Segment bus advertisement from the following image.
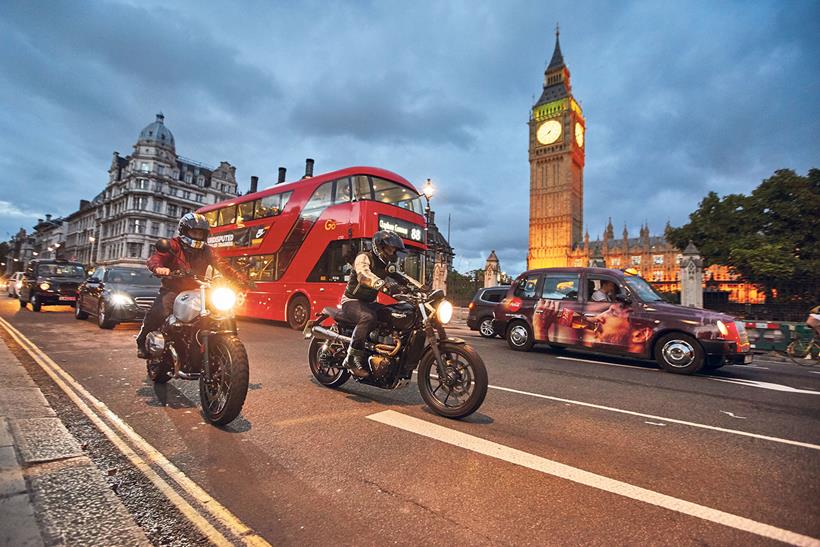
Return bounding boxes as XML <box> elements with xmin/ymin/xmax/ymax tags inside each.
<box><xmin>197</xmin><ymin>166</ymin><xmax>427</xmax><ymax>329</ymax></box>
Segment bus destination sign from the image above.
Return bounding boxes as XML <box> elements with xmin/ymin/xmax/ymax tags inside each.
<box><xmin>378</xmin><ymin>215</ymin><xmax>424</xmax><ymax>243</ymax></box>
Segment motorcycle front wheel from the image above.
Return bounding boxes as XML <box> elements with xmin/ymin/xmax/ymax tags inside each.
<box><xmin>199</xmin><ymin>335</ymin><xmax>249</xmax><ymax>426</ymax></box>
<box><xmin>418</xmin><ymin>342</ymin><xmax>488</xmax><ymax>419</ymax></box>
<box><xmin>308</xmin><ymin>337</ymin><xmax>350</xmax><ymax>388</ymax></box>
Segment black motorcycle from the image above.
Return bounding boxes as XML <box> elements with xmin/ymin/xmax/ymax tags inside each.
<box><xmin>305</xmin><ymin>267</ymin><xmax>488</xmax><ymax>419</ymax></box>
<box><xmin>144</xmin><ymin>268</ymin><xmax>249</xmax><ymax>426</ymax></box>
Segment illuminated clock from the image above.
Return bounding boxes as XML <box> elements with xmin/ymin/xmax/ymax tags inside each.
<box><xmin>536</xmin><ymin>119</ymin><xmax>562</xmax><ymax>145</ymax></box>
<box><xmin>575</xmin><ymin>122</ymin><xmax>584</xmax><ymax>147</ymax></box>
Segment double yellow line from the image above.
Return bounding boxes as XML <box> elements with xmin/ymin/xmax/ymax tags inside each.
<box><xmin>0</xmin><ymin>316</ymin><xmax>271</xmax><ymax>547</ymax></box>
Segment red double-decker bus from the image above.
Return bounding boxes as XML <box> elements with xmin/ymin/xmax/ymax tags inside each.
<box><xmin>197</xmin><ymin>166</ymin><xmax>427</xmax><ymax>329</ymax></box>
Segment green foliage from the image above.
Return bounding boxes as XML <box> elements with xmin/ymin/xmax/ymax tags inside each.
<box><xmin>667</xmin><ymin>169</ymin><xmax>820</xmax><ymax>301</ymax></box>
<box><xmin>446</xmin><ymin>269</ymin><xmax>485</xmax><ymax>307</ymax></box>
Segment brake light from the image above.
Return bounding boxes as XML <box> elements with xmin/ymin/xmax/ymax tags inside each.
<box><xmin>508</xmin><ymin>297</ymin><xmax>523</xmax><ymax>312</ymax></box>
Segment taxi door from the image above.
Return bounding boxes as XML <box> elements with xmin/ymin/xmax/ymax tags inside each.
<box><xmin>533</xmin><ymin>272</ymin><xmax>584</xmax><ymax>346</ymax></box>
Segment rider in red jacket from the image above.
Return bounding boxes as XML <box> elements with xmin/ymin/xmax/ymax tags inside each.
<box><xmin>136</xmin><ymin>213</ymin><xmax>248</xmax><ymax>358</ymax></box>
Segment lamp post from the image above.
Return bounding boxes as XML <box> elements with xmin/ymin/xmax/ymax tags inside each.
<box><xmin>89</xmin><ymin>235</ymin><xmax>96</xmax><ymax>267</ymax></box>
<box><xmin>421</xmin><ymin>178</ymin><xmax>435</xmax><ymax>284</ymax></box>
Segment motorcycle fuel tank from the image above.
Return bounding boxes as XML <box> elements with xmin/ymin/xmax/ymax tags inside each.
<box><xmin>387</xmin><ymin>302</ymin><xmax>415</xmax><ymax>331</ymax></box>
<box><xmin>173</xmin><ymin>290</ymin><xmax>201</xmax><ymax>323</ymax></box>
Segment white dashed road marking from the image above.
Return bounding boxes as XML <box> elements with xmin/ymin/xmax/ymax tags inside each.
<box><xmin>368</xmin><ymin>410</ymin><xmax>820</xmax><ymax>547</ymax></box>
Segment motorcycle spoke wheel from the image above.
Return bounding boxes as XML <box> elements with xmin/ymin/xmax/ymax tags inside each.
<box><xmin>204</xmin><ymin>343</ymin><xmax>233</xmax><ymax>416</ymax></box>
<box><xmin>424</xmin><ymin>352</ymin><xmax>475</xmax><ymax>410</ymax></box>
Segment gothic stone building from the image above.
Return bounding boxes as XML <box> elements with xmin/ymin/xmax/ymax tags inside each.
<box><xmin>62</xmin><ymin>114</ymin><xmax>239</xmax><ymax>266</ymax></box>
<box><xmin>527</xmin><ymin>31</ymin><xmax>762</xmax><ymax>304</ymax></box>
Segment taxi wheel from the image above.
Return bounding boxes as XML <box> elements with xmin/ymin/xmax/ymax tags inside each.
<box><xmin>655</xmin><ymin>333</ymin><xmax>704</xmax><ymax>374</ymax></box>
<box><xmin>506</xmin><ymin>321</ymin><xmax>534</xmax><ymax>352</ymax></box>
<box><xmin>30</xmin><ymin>294</ymin><xmax>42</xmax><ymax>312</ymax></box>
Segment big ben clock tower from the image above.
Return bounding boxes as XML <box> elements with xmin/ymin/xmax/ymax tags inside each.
<box><xmin>528</xmin><ymin>27</ymin><xmax>585</xmax><ymax>269</ymax></box>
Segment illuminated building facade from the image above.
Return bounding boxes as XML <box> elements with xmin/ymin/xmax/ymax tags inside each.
<box><xmin>527</xmin><ymin>30</ymin><xmax>763</xmax><ymax>303</ymax></box>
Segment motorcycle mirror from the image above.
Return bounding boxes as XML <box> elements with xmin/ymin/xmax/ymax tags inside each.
<box><xmin>155</xmin><ymin>238</ymin><xmax>171</xmax><ymax>253</ymax></box>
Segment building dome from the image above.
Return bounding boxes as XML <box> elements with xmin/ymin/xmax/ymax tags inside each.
<box><xmin>138</xmin><ymin>113</ymin><xmax>175</xmax><ymax>148</ymax></box>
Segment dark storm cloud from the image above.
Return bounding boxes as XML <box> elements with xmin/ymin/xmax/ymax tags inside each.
<box><xmin>1</xmin><ymin>0</ymin><xmax>817</xmax><ymax>275</ymax></box>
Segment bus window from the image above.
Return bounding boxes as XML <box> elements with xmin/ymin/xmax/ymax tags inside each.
<box><xmin>334</xmin><ymin>178</ymin><xmax>352</xmax><ymax>204</ymax></box>
<box><xmin>234</xmin><ymin>254</ymin><xmax>277</xmax><ymax>282</ymax></box>
<box><xmin>256</xmin><ymin>191</ymin><xmax>292</xmax><ymax>219</ymax></box>
<box><xmin>370</xmin><ymin>177</ymin><xmax>423</xmax><ymax>214</ymax></box>
<box><xmin>401</xmin><ymin>251</ymin><xmax>423</xmax><ymax>284</ymax></box>
<box><xmin>308</xmin><ymin>240</ymin><xmax>355</xmax><ymax>282</ymax></box>
<box><xmin>203</xmin><ymin>210</ymin><xmax>218</xmax><ymax>227</ymax></box>
<box><xmin>218</xmin><ymin>205</ymin><xmax>237</xmax><ymax>226</ymax></box>
<box><xmin>302</xmin><ymin>182</ymin><xmax>333</xmax><ymax>221</ymax></box>
<box><xmin>237</xmin><ymin>200</ymin><xmax>256</xmax><ymax>224</ymax></box>
<box><xmin>353</xmin><ymin>175</ymin><xmax>372</xmax><ymax>201</ymax></box>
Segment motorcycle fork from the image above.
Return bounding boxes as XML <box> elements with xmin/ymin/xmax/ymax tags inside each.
<box><xmin>421</xmin><ymin>311</ymin><xmax>449</xmax><ymax>380</ymax></box>
<box><xmin>200</xmin><ymin>285</ymin><xmax>211</xmax><ymax>378</ymax></box>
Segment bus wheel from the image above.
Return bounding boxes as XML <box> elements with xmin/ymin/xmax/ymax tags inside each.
<box><xmin>287</xmin><ymin>295</ymin><xmax>310</xmax><ymax>330</ymax></box>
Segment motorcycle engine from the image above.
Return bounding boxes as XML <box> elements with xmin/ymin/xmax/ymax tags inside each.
<box><xmin>368</xmin><ymin>354</ymin><xmax>393</xmax><ymax>375</ymax></box>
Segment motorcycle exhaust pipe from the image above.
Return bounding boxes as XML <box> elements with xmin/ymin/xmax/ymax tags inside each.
<box><xmin>311</xmin><ymin>325</ymin><xmax>352</xmax><ymax>345</ymax></box>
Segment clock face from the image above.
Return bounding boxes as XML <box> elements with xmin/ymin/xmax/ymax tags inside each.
<box><xmin>575</xmin><ymin>122</ymin><xmax>584</xmax><ymax>147</ymax></box>
<box><xmin>536</xmin><ymin>120</ymin><xmax>562</xmax><ymax>145</ymax></box>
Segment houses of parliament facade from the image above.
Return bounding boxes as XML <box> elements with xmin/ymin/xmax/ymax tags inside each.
<box><xmin>527</xmin><ymin>30</ymin><xmax>762</xmax><ymax>304</ymax></box>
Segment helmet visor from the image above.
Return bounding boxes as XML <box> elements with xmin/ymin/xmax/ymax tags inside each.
<box><xmin>187</xmin><ymin>228</ymin><xmax>209</xmax><ymax>242</ymax></box>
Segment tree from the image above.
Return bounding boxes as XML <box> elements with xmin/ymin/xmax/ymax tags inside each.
<box><xmin>667</xmin><ymin>169</ymin><xmax>820</xmax><ymax>301</ymax></box>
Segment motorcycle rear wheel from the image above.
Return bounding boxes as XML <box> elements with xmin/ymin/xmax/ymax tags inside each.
<box><xmin>308</xmin><ymin>337</ymin><xmax>350</xmax><ymax>388</ymax></box>
<box><xmin>200</xmin><ymin>335</ymin><xmax>249</xmax><ymax>426</ymax></box>
<box><xmin>417</xmin><ymin>342</ymin><xmax>488</xmax><ymax>419</ymax></box>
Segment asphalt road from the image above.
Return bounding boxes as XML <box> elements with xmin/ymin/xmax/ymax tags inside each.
<box><xmin>2</xmin><ymin>297</ymin><xmax>819</xmax><ymax>546</ymax></box>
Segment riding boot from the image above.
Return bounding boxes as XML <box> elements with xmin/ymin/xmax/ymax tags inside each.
<box><xmin>344</xmin><ymin>346</ymin><xmax>370</xmax><ymax>378</ymax></box>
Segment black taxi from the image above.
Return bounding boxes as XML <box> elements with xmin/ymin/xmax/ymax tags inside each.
<box><xmin>492</xmin><ymin>267</ymin><xmax>751</xmax><ymax>375</ymax></box>
<box><xmin>18</xmin><ymin>259</ymin><xmax>87</xmax><ymax>312</ymax></box>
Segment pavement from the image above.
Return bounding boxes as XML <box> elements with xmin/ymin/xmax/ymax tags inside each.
<box><xmin>0</xmin><ymin>297</ymin><xmax>818</xmax><ymax>546</ymax></box>
<box><xmin>0</xmin><ymin>334</ymin><xmax>148</xmax><ymax>546</ymax></box>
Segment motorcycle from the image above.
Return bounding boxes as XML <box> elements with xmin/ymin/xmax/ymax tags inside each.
<box><xmin>144</xmin><ymin>263</ymin><xmax>250</xmax><ymax>426</ymax></box>
<box><xmin>305</xmin><ymin>266</ymin><xmax>488</xmax><ymax>419</ymax></box>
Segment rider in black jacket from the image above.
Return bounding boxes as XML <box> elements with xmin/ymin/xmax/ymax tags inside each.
<box><xmin>340</xmin><ymin>230</ymin><xmax>406</xmax><ymax>377</ymax></box>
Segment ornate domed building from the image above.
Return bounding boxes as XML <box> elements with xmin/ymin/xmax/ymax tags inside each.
<box><xmin>61</xmin><ymin>113</ymin><xmax>239</xmax><ymax>266</ymax></box>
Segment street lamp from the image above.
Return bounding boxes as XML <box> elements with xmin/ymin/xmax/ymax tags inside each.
<box><xmin>421</xmin><ymin>178</ymin><xmax>436</xmax><ymax>285</ymax></box>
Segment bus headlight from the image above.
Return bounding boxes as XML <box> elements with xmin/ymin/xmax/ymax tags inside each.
<box><xmin>437</xmin><ymin>300</ymin><xmax>453</xmax><ymax>324</ymax></box>
<box><xmin>211</xmin><ymin>287</ymin><xmax>237</xmax><ymax>312</ymax></box>
<box><xmin>39</xmin><ymin>282</ymin><xmax>51</xmax><ymax>291</ymax></box>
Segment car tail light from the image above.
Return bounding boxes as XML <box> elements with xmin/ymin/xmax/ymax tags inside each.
<box><xmin>508</xmin><ymin>297</ymin><xmax>523</xmax><ymax>312</ymax></box>
<box><xmin>468</xmin><ymin>302</ymin><xmax>475</xmax><ymax>310</ymax></box>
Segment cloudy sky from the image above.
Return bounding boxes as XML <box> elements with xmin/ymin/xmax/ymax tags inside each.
<box><xmin>1</xmin><ymin>0</ymin><xmax>817</xmax><ymax>274</ymax></box>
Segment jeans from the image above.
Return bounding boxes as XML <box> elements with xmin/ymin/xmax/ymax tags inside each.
<box><xmin>136</xmin><ymin>290</ymin><xmax>177</xmax><ymax>350</ymax></box>
<box><xmin>341</xmin><ymin>300</ymin><xmax>387</xmax><ymax>350</ymax></box>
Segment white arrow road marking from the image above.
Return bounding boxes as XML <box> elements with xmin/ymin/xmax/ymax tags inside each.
<box><xmin>720</xmin><ymin>411</ymin><xmax>747</xmax><ymax>419</ymax></box>
<box><xmin>367</xmin><ymin>410</ymin><xmax>820</xmax><ymax>547</ymax></box>
<box><xmin>711</xmin><ymin>378</ymin><xmax>820</xmax><ymax>395</ymax></box>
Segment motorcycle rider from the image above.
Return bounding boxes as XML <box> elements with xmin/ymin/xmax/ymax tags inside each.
<box><xmin>340</xmin><ymin>230</ymin><xmax>406</xmax><ymax>377</ymax></box>
<box><xmin>136</xmin><ymin>212</ymin><xmax>249</xmax><ymax>359</ymax></box>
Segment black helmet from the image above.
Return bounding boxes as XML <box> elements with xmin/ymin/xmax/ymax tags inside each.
<box><xmin>372</xmin><ymin>230</ymin><xmax>405</xmax><ymax>264</ymax></box>
<box><xmin>178</xmin><ymin>213</ymin><xmax>210</xmax><ymax>249</ymax></box>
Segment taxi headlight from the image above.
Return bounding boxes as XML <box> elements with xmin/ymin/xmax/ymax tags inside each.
<box><xmin>211</xmin><ymin>287</ymin><xmax>237</xmax><ymax>312</ymax></box>
<box><xmin>39</xmin><ymin>282</ymin><xmax>51</xmax><ymax>291</ymax></box>
<box><xmin>437</xmin><ymin>300</ymin><xmax>453</xmax><ymax>324</ymax></box>
<box><xmin>110</xmin><ymin>293</ymin><xmax>133</xmax><ymax>307</ymax></box>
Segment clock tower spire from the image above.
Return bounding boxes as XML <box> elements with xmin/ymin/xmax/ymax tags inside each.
<box><xmin>527</xmin><ymin>26</ymin><xmax>585</xmax><ymax>269</ymax></box>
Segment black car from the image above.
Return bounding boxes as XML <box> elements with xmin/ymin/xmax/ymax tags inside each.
<box><xmin>76</xmin><ymin>265</ymin><xmax>160</xmax><ymax>329</ymax></box>
<box><xmin>19</xmin><ymin>259</ymin><xmax>86</xmax><ymax>312</ymax></box>
<box><xmin>466</xmin><ymin>286</ymin><xmax>510</xmax><ymax>338</ymax></box>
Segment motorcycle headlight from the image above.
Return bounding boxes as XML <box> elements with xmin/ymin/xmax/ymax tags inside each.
<box><xmin>437</xmin><ymin>300</ymin><xmax>454</xmax><ymax>324</ymax></box>
<box><xmin>211</xmin><ymin>287</ymin><xmax>237</xmax><ymax>312</ymax></box>
<box><xmin>39</xmin><ymin>282</ymin><xmax>51</xmax><ymax>291</ymax></box>
<box><xmin>110</xmin><ymin>293</ymin><xmax>133</xmax><ymax>307</ymax></box>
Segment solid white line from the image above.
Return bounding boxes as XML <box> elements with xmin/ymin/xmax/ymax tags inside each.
<box><xmin>556</xmin><ymin>355</ymin><xmax>657</xmax><ymax>370</ymax></box>
<box><xmin>0</xmin><ymin>317</ymin><xmax>270</xmax><ymax>547</ymax></box>
<box><xmin>486</xmin><ymin>384</ymin><xmax>820</xmax><ymax>451</ymax></box>
<box><xmin>367</xmin><ymin>410</ymin><xmax>820</xmax><ymax>547</ymax></box>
